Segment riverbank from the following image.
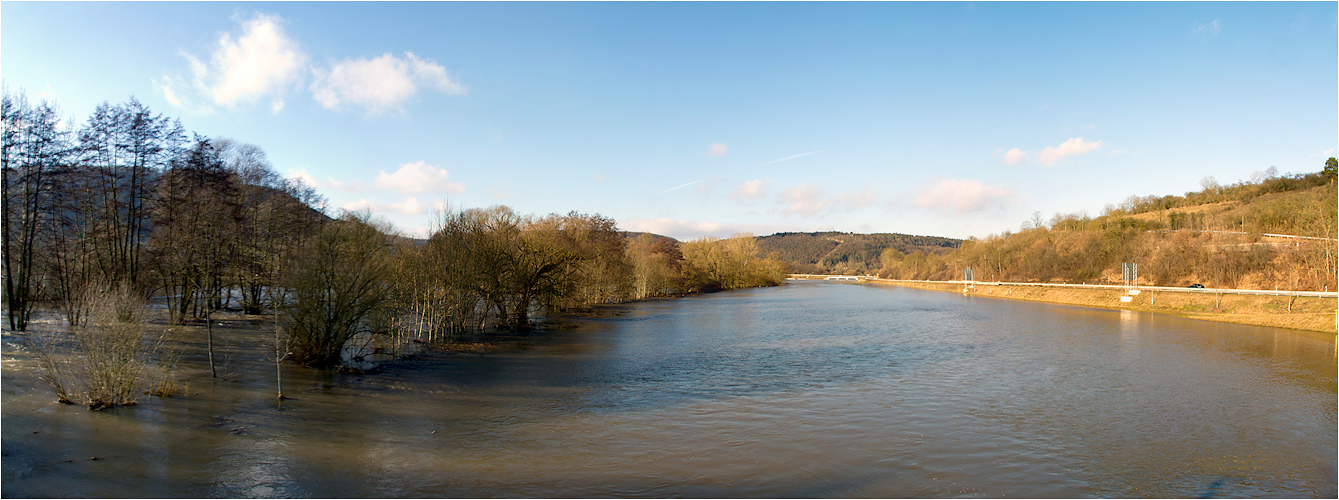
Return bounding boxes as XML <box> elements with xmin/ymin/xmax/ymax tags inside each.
<box><xmin>869</xmin><ymin>280</ymin><xmax>1337</xmax><ymax>333</ymax></box>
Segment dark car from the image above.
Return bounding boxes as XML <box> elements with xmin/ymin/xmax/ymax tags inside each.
<box><xmin>1188</xmin><ymin>284</ymin><xmax>1205</xmax><ymax>289</ymax></box>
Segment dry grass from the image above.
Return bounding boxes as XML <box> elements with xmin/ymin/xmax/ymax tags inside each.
<box><xmin>876</xmin><ymin>281</ymin><xmax>1336</xmax><ymax>333</ymax></box>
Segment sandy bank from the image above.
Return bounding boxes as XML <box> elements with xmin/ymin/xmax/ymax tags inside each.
<box><xmin>870</xmin><ymin>280</ymin><xmax>1336</xmax><ymax>334</ymax></box>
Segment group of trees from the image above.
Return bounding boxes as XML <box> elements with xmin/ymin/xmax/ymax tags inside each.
<box><xmin>2</xmin><ymin>91</ymin><xmax>324</xmax><ymax>335</ymax></box>
<box><xmin>878</xmin><ymin>166</ymin><xmax>1337</xmax><ymax>291</ymax></box>
<box><xmin>4</xmin><ymin>89</ymin><xmax>789</xmax><ymax>375</ymax></box>
<box><xmin>283</xmin><ymin>207</ymin><xmax>789</xmax><ymax>367</ymax></box>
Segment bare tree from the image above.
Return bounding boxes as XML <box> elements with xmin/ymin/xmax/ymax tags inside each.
<box><xmin>2</xmin><ymin>91</ymin><xmax>70</xmax><ymax>331</ymax></box>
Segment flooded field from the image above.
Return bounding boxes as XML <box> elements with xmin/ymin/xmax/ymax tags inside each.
<box><xmin>3</xmin><ymin>282</ymin><xmax>1335</xmax><ymax>497</ymax></box>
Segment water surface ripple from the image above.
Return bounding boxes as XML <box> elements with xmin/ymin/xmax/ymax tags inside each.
<box><xmin>3</xmin><ymin>282</ymin><xmax>1335</xmax><ymax>497</ymax></box>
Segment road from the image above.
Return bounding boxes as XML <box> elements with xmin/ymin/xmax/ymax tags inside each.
<box><xmin>787</xmin><ymin>275</ymin><xmax>1339</xmax><ymax>298</ymax></box>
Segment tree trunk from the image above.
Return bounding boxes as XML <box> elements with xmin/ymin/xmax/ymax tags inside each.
<box><xmin>206</xmin><ymin>306</ymin><xmax>217</xmax><ymax>378</ymax></box>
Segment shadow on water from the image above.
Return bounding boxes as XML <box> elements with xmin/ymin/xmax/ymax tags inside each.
<box><xmin>3</xmin><ymin>281</ymin><xmax>1335</xmax><ymax>498</ymax></box>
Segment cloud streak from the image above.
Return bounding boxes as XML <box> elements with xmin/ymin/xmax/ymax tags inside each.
<box><xmin>661</xmin><ymin>147</ymin><xmax>834</xmax><ymax>193</ymax></box>
<box><xmin>746</xmin><ymin>147</ymin><xmax>834</xmax><ymax>170</ymax></box>
<box><xmin>660</xmin><ymin>178</ymin><xmax>707</xmax><ymax>194</ymax></box>
<box><xmin>1196</xmin><ymin>19</ymin><xmax>1222</xmax><ymax>37</ymax></box>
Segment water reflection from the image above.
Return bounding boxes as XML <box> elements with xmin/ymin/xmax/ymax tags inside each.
<box><xmin>2</xmin><ymin>282</ymin><xmax>1335</xmax><ymax>498</ymax></box>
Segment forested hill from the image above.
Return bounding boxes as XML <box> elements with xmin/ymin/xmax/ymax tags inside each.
<box><xmin>756</xmin><ymin>232</ymin><xmax>961</xmax><ymax>274</ymax></box>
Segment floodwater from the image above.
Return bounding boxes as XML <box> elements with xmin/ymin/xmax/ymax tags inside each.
<box><xmin>2</xmin><ymin>281</ymin><xmax>1335</xmax><ymax>498</ymax></box>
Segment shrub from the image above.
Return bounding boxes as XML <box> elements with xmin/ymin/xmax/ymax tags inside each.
<box><xmin>30</xmin><ymin>283</ymin><xmax>173</xmax><ymax>410</ymax></box>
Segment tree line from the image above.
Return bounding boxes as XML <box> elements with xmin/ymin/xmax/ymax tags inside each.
<box><xmin>2</xmin><ymin>91</ymin><xmax>325</xmax><ymax>334</ymax></box>
<box><xmin>3</xmin><ymin>90</ymin><xmax>789</xmax><ymax>376</ymax></box>
<box><xmin>284</xmin><ymin>208</ymin><xmax>789</xmax><ymax>366</ymax></box>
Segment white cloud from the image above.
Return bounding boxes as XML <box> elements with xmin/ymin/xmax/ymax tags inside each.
<box><xmin>622</xmin><ymin>217</ymin><xmax>819</xmax><ymax>240</ymax></box>
<box><xmin>34</xmin><ymin>84</ymin><xmax>57</xmax><ymax>102</ymax></box>
<box><xmin>1196</xmin><ymin>19</ymin><xmax>1222</xmax><ymax>37</ymax></box>
<box><xmin>164</xmin><ymin>14</ymin><xmax>464</xmax><ymax>115</ymax></box>
<box><xmin>311</xmin><ymin>51</ymin><xmax>465</xmax><ymax>113</ymax></box>
<box><xmin>913</xmin><ymin>178</ymin><xmax>1015</xmax><ymax>214</ymax></box>
<box><xmin>340</xmin><ymin>196</ymin><xmax>428</xmax><ymax>216</ymax></box>
<box><xmin>843</xmin><ymin>185</ymin><xmax>876</xmax><ymax>209</ymax></box>
<box><xmin>404</xmin><ymin>223</ymin><xmax>433</xmax><ymax>239</ymax></box>
<box><xmin>772</xmin><ymin>183</ymin><xmax>876</xmax><ymax>217</ymax></box>
<box><xmin>487</xmin><ymin>185</ymin><xmax>511</xmax><ymax>200</ymax></box>
<box><xmin>155</xmin><ymin>74</ymin><xmax>215</xmax><ymax>114</ymax></box>
<box><xmin>729</xmin><ymin>178</ymin><xmax>772</xmax><ymax>200</ymax></box>
<box><xmin>283</xmin><ymin>168</ymin><xmax>366</xmax><ymax>193</ymax></box>
<box><xmin>154</xmin><ymin>76</ymin><xmax>182</xmax><ymax>107</ymax></box>
<box><xmin>374</xmin><ymin>160</ymin><xmax>465</xmax><ymax>195</ymax></box>
<box><xmin>160</xmin><ymin>82</ymin><xmax>182</xmax><ymax>106</ymax></box>
<box><xmin>779</xmin><ymin>183</ymin><xmax>830</xmax><ymax>217</ymax></box>
<box><xmin>623</xmin><ymin>217</ymin><xmax>726</xmax><ymax>238</ymax></box>
<box><xmin>286</xmin><ymin>168</ymin><xmax>318</xmax><ymax>187</ymax></box>
<box><xmin>1038</xmin><ymin>137</ymin><xmax>1101</xmax><ymax>166</ymax></box>
<box><xmin>387</xmin><ymin>197</ymin><xmax>427</xmax><ymax>215</ymax></box>
<box><xmin>324</xmin><ymin>178</ymin><xmax>364</xmax><ymax>193</ymax></box>
<box><xmin>1001</xmin><ymin>148</ymin><xmax>1029</xmax><ymax>165</ymax></box>
<box><xmin>707</xmin><ymin>143</ymin><xmax>729</xmax><ymax>156</ymax></box>
<box><xmin>186</xmin><ymin>13</ymin><xmax>306</xmax><ymax>109</ymax></box>
<box><xmin>341</xmin><ymin>198</ymin><xmax>375</xmax><ymax>212</ymax></box>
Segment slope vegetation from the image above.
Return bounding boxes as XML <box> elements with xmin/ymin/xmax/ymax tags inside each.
<box><xmin>757</xmin><ymin>232</ymin><xmax>960</xmax><ymax>274</ymax></box>
<box><xmin>880</xmin><ymin>170</ymin><xmax>1337</xmax><ymax>292</ymax></box>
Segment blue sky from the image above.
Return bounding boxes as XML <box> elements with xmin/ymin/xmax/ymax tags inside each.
<box><xmin>3</xmin><ymin>2</ymin><xmax>1335</xmax><ymax>240</ymax></box>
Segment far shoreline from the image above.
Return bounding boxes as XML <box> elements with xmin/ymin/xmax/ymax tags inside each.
<box><xmin>803</xmin><ymin>278</ymin><xmax>1337</xmax><ymax>334</ymax></box>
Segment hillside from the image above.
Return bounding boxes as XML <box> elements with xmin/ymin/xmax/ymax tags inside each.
<box><xmin>757</xmin><ymin>231</ymin><xmax>961</xmax><ymax>274</ymax></box>
<box><xmin>879</xmin><ymin>169</ymin><xmax>1337</xmax><ymax>292</ymax></box>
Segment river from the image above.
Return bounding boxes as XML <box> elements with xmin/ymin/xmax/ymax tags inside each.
<box><xmin>3</xmin><ymin>281</ymin><xmax>1335</xmax><ymax>497</ymax></box>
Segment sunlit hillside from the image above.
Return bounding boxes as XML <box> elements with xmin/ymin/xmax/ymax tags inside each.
<box><xmin>878</xmin><ymin>169</ymin><xmax>1337</xmax><ymax>291</ymax></box>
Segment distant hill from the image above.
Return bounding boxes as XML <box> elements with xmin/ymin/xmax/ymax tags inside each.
<box><xmin>620</xmin><ymin>231</ymin><xmax>677</xmax><ymax>243</ymax></box>
<box><xmin>756</xmin><ymin>231</ymin><xmax>961</xmax><ymax>274</ymax></box>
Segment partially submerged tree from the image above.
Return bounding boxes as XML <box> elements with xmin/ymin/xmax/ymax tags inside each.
<box><xmin>282</xmin><ymin>212</ymin><xmax>392</xmax><ymax>367</ymax></box>
<box><xmin>681</xmin><ymin>235</ymin><xmax>788</xmax><ymax>293</ymax></box>
<box><xmin>30</xmin><ymin>282</ymin><xmax>174</xmax><ymax>410</ymax></box>
<box><xmin>626</xmin><ymin>234</ymin><xmax>683</xmax><ymax>299</ymax></box>
<box><xmin>2</xmin><ymin>92</ymin><xmax>68</xmax><ymax>331</ymax></box>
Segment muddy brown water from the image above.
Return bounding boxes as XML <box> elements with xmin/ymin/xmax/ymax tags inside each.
<box><xmin>3</xmin><ymin>282</ymin><xmax>1335</xmax><ymax>497</ymax></box>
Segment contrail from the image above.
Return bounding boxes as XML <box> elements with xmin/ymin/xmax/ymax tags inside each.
<box><xmin>745</xmin><ymin>147</ymin><xmax>834</xmax><ymax>169</ymax></box>
<box><xmin>660</xmin><ymin>147</ymin><xmax>835</xmax><ymax>193</ymax></box>
<box><xmin>660</xmin><ymin>178</ymin><xmax>707</xmax><ymax>194</ymax></box>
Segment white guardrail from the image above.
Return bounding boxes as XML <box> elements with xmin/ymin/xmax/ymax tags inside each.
<box><xmin>787</xmin><ymin>275</ymin><xmax>1339</xmax><ymax>299</ymax></box>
